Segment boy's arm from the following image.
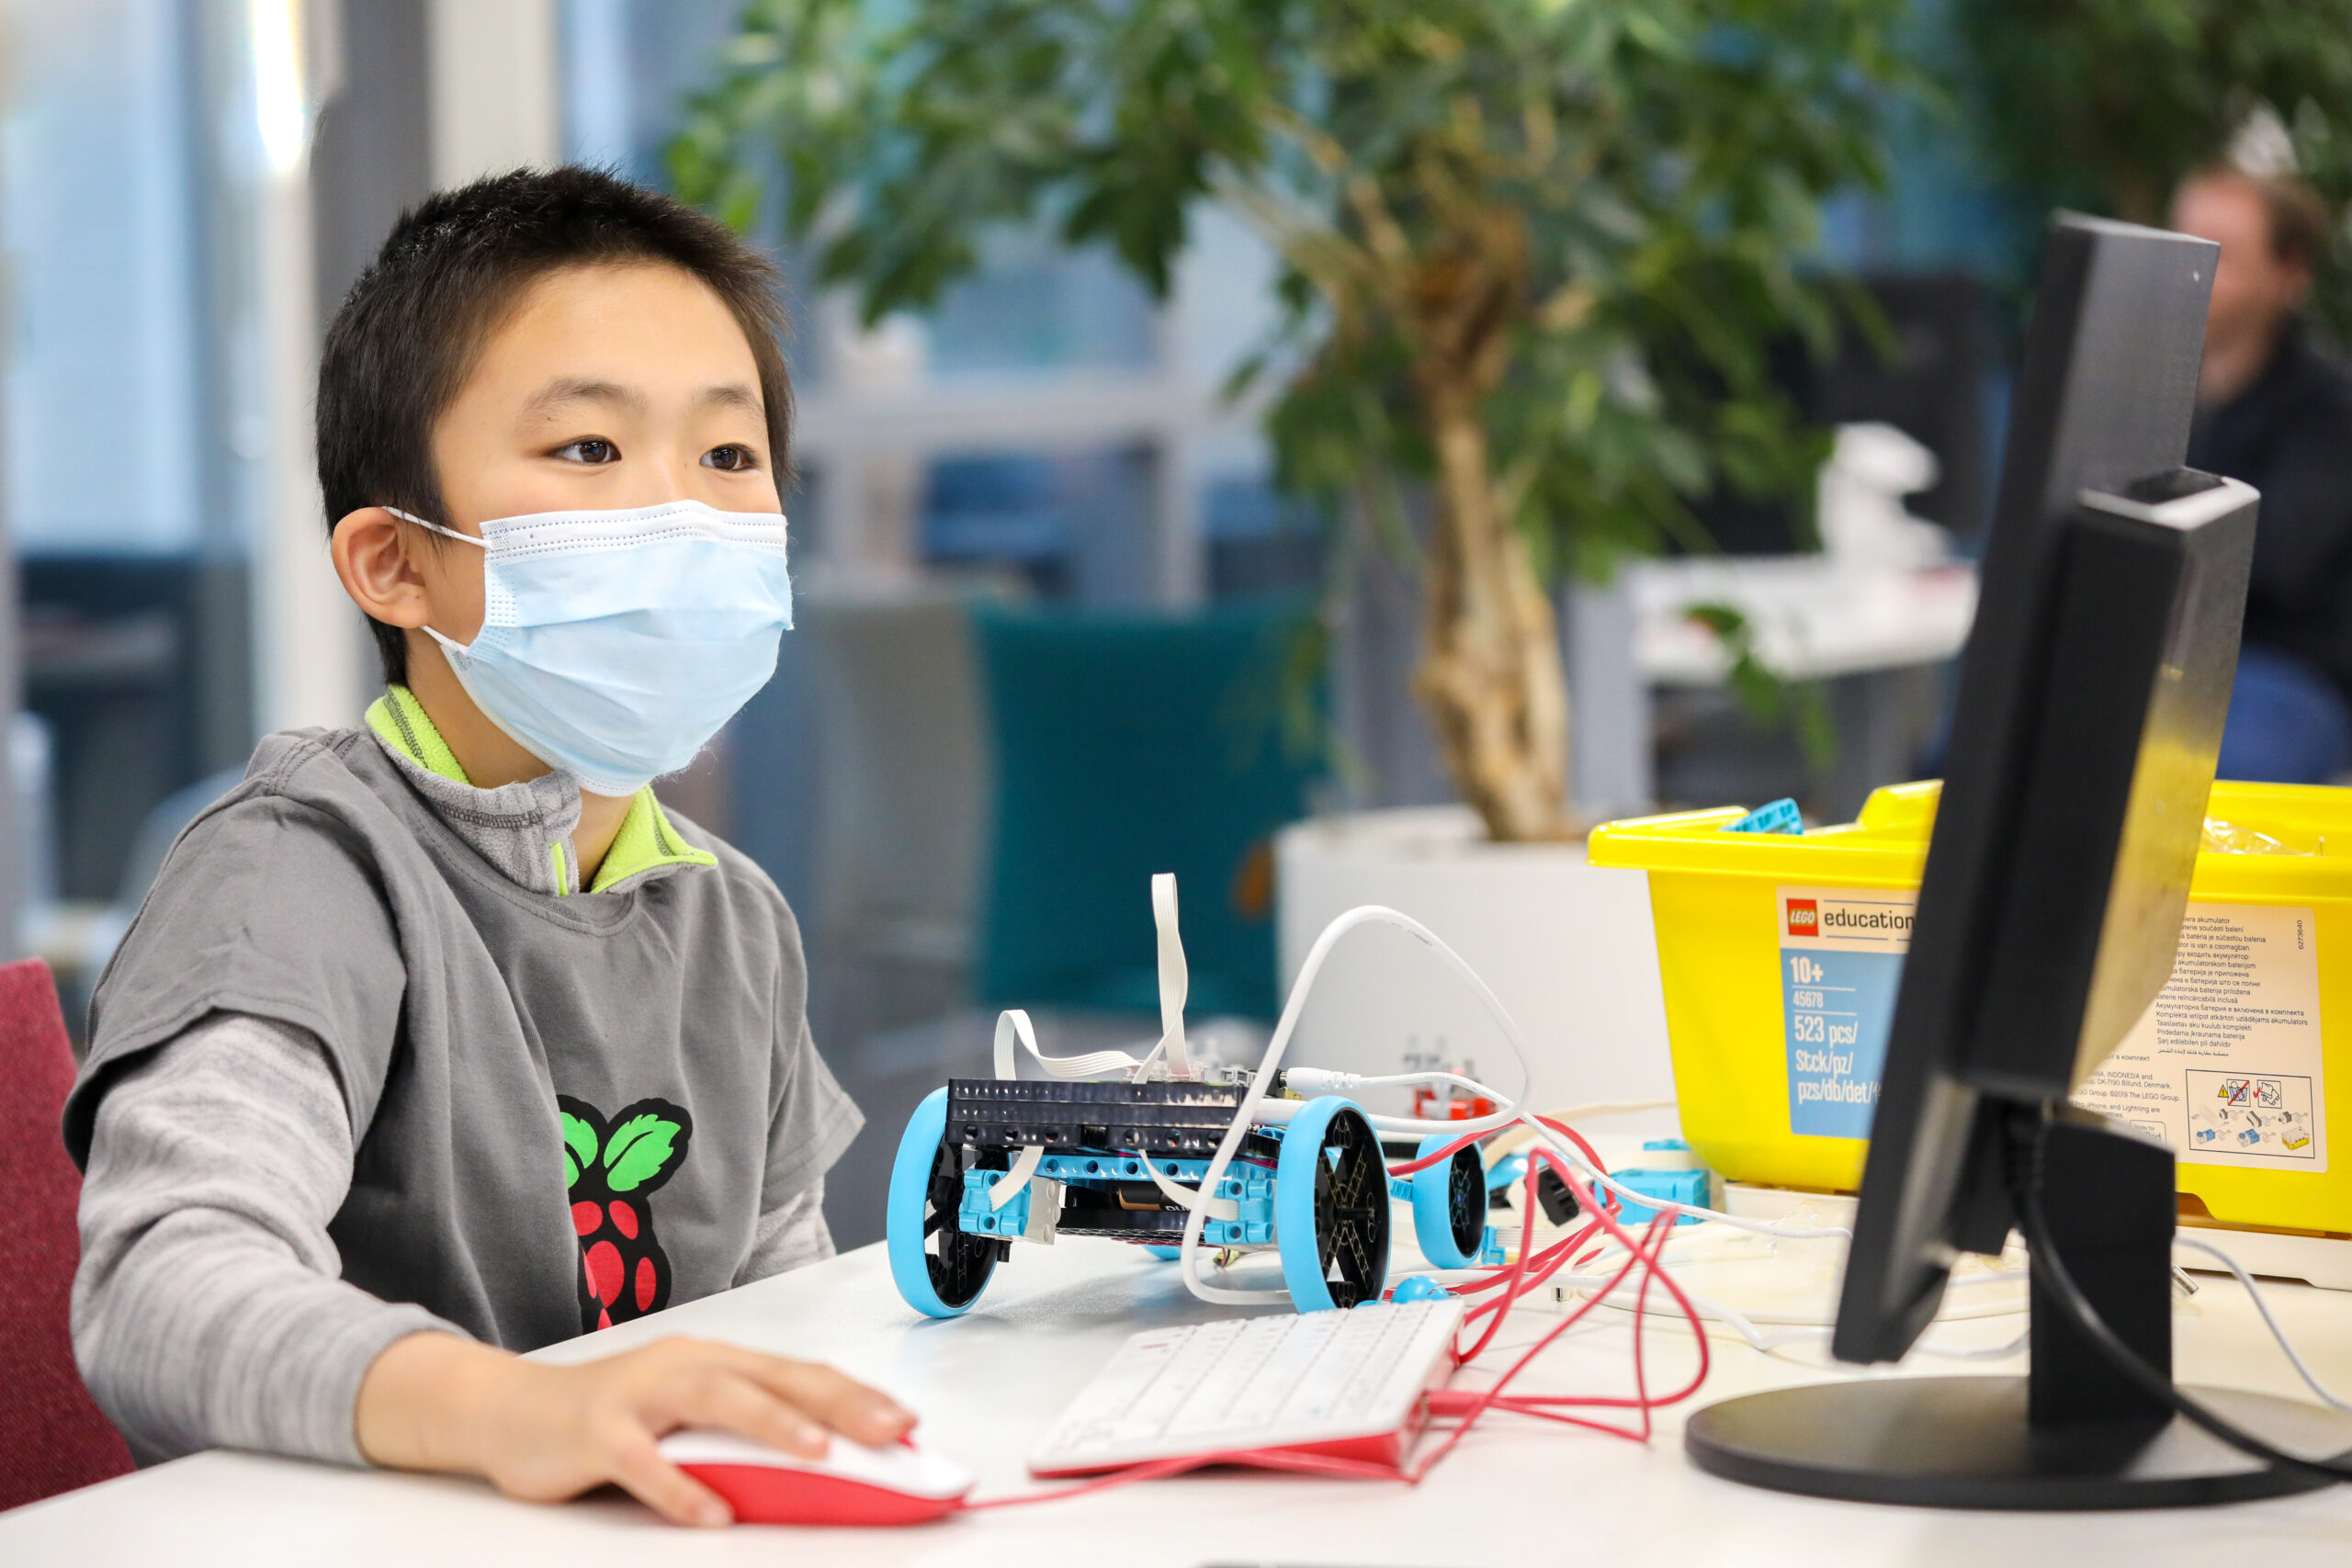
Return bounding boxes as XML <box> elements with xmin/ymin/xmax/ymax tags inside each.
<box><xmin>752</xmin><ymin>998</ymin><xmax>863</xmax><ymax>1269</ymax></box>
<box><xmin>82</xmin><ymin>1011</ymin><xmax>916</xmax><ymax>1524</ymax></box>
<box><xmin>74</xmin><ymin>1011</ymin><xmax>459</xmax><ymax>1464</ymax></box>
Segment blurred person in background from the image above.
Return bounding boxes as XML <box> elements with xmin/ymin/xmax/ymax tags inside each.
<box><xmin>2172</xmin><ymin>163</ymin><xmax>2352</xmax><ymax>784</ymax></box>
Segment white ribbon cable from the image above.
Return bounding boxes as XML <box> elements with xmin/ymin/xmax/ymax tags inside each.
<box><xmin>1128</xmin><ymin>873</ymin><xmax>1192</xmax><ymax>1081</ymax></box>
<box><xmin>988</xmin><ymin>1144</ymin><xmax>1045</xmax><ymax>1211</ymax></box>
<box><xmin>991</xmin><ymin>1009</ymin><xmax>1143</xmax><ymax>1082</ymax></box>
<box><xmin>1136</xmin><ymin>1152</ymin><xmax>1239</xmax><ymax>1221</ymax></box>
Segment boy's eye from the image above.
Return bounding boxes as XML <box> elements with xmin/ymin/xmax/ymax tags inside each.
<box><xmin>702</xmin><ymin>445</ymin><xmax>759</xmax><ymax>473</ymax></box>
<box><xmin>553</xmin><ymin>438</ymin><xmax>619</xmax><ymax>464</ymax></box>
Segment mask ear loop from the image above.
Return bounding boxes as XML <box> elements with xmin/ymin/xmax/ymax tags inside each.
<box><xmin>383</xmin><ymin>507</ymin><xmax>488</xmax><ymax>658</ymax></box>
<box><xmin>384</xmin><ymin>506</ymin><xmax>487</xmax><ymax>547</ymax></box>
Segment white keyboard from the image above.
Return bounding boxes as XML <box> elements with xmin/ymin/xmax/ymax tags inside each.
<box><xmin>1028</xmin><ymin>1299</ymin><xmax>1464</xmax><ymax>1476</ymax></box>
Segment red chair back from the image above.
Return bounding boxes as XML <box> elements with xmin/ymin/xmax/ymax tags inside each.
<box><xmin>0</xmin><ymin>958</ymin><xmax>131</xmax><ymax>1509</ymax></box>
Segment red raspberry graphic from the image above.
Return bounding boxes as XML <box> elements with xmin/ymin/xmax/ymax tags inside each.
<box><xmin>560</xmin><ymin>1096</ymin><xmax>694</xmax><ymax>1335</ymax></box>
<box><xmin>585</xmin><ymin>1240</ymin><xmax>625</xmax><ymax>1306</ymax></box>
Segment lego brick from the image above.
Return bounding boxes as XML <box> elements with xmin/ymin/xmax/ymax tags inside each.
<box><xmin>1610</xmin><ymin>1166</ymin><xmax>1709</xmax><ymax>1226</ymax></box>
<box><xmin>944</xmin><ymin>1077</ymin><xmax>1250</xmax><ymax>1158</ymax></box>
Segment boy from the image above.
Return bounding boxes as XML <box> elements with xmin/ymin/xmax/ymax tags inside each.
<box><xmin>63</xmin><ymin>168</ymin><xmax>908</xmax><ymax>1529</ymax></box>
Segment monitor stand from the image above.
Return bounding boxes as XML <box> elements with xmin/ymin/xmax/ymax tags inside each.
<box><xmin>1685</xmin><ymin>1114</ymin><xmax>2352</xmax><ymax>1508</ymax></box>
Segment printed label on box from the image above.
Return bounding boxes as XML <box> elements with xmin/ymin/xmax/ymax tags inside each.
<box><xmin>1771</xmin><ymin>889</ymin><xmax>2328</xmax><ymax>1167</ymax></box>
<box><xmin>2074</xmin><ymin>905</ymin><xmax>2326</xmax><ymax>1173</ymax></box>
<box><xmin>1777</xmin><ymin>886</ymin><xmax>1915</xmax><ymax>1139</ymax></box>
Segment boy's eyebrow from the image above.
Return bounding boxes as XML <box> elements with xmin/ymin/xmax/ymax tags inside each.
<box><xmin>518</xmin><ymin>378</ymin><xmax>763</xmax><ymax>421</ymax></box>
<box><xmin>694</xmin><ymin>382</ymin><xmax>765</xmax><ymax>417</ymax></box>
<box><xmin>521</xmin><ymin>377</ymin><xmax>645</xmax><ymax>420</ymax></box>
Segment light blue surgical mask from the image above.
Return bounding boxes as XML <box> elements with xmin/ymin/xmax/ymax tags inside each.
<box><xmin>388</xmin><ymin>499</ymin><xmax>793</xmax><ymax>796</ymax></box>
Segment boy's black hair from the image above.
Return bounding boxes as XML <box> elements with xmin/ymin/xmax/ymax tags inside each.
<box><xmin>318</xmin><ymin>165</ymin><xmax>793</xmax><ymax>684</ymax></box>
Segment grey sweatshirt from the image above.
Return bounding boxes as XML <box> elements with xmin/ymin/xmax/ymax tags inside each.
<box><xmin>71</xmin><ymin>705</ymin><xmax>854</xmax><ymax>1466</ymax></box>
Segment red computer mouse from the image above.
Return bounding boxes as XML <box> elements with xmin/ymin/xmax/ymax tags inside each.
<box><xmin>658</xmin><ymin>1429</ymin><xmax>976</xmax><ymax>1527</ymax></box>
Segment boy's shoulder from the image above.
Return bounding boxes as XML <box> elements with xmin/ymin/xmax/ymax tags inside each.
<box><xmin>70</xmin><ymin>727</ymin><xmax>419</xmax><ymax>1163</ymax></box>
<box><xmin>223</xmin><ymin>721</ymin><xmax>404</xmax><ymax>805</ymax></box>
<box><xmin>181</xmin><ymin>724</ymin><xmax>421</xmax><ymax>858</ymax></box>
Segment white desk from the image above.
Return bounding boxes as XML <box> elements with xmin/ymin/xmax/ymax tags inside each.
<box><xmin>6</xmin><ymin>1234</ymin><xmax>2351</xmax><ymax>1565</ymax></box>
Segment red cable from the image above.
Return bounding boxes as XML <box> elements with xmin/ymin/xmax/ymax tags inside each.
<box><xmin>1405</xmin><ymin>1200</ymin><xmax>1691</xmax><ymax>1477</ymax></box>
<box><xmin>971</xmin><ymin>1118</ymin><xmax>1722</xmax><ymax>1513</ymax></box>
<box><xmin>1385</xmin><ymin>1128</ymin><xmax>1485</xmax><ymax>1178</ymax></box>
<box><xmin>1412</xmin><ymin>1153</ymin><xmax>1714</xmax><ymax>1467</ymax></box>
<box><xmin>1506</xmin><ymin>1158</ymin><xmax>1713</xmax><ymax>1410</ymax></box>
<box><xmin>1451</xmin><ymin>1162</ymin><xmax>1557</xmax><ymax>1361</ymax></box>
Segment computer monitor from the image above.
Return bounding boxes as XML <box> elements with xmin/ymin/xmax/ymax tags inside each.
<box><xmin>1681</xmin><ymin>214</ymin><xmax>2352</xmax><ymax>1508</ymax></box>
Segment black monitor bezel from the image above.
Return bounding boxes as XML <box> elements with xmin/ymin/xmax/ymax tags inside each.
<box><xmin>1829</xmin><ymin>214</ymin><xmax>2222</xmax><ymax>1366</ymax></box>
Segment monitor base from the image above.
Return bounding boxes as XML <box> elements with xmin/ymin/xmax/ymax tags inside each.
<box><xmin>1686</xmin><ymin>1376</ymin><xmax>2352</xmax><ymax>1509</ymax></box>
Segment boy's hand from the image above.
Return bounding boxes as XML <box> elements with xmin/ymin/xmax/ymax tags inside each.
<box><xmin>356</xmin><ymin>1331</ymin><xmax>915</xmax><ymax>1526</ymax></box>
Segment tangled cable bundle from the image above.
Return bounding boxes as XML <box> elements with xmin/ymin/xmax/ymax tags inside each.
<box><xmin>963</xmin><ymin>900</ymin><xmax>2343</xmax><ymax>1509</ymax></box>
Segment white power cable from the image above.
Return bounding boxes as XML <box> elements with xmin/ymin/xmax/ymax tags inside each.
<box><xmin>2175</xmin><ymin>1233</ymin><xmax>2352</xmax><ymax>1414</ymax></box>
<box><xmin>1284</xmin><ymin>1067</ymin><xmax>1497</xmax><ymax>1099</ymax></box>
<box><xmin>1521</xmin><ymin>1122</ymin><xmax>1854</xmax><ymax>1241</ymax></box>
<box><xmin>1180</xmin><ymin>903</ymin><xmax>1848</xmax><ymax>1303</ymax></box>
<box><xmin>1541</xmin><ymin>1223</ymin><xmax>2352</xmax><ymax>1389</ymax></box>
<box><xmin>1178</xmin><ymin>904</ymin><xmax>1536</xmax><ymax>1304</ymax></box>
<box><xmin>1548</xmin><ymin>1273</ymin><xmax>2026</xmax><ymax>1356</ymax></box>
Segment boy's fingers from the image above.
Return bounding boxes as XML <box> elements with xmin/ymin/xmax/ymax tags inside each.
<box><xmin>605</xmin><ymin>1432</ymin><xmax>732</xmax><ymax>1529</ymax></box>
<box><xmin>668</xmin><ymin>1371</ymin><xmax>827</xmax><ymax>1459</ymax></box>
<box><xmin>739</xmin><ymin>1356</ymin><xmax>914</xmax><ymax>1445</ymax></box>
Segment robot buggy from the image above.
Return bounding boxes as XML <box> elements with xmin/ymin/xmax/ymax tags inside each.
<box><xmin>885</xmin><ymin>1072</ymin><xmax>1497</xmax><ymax>1317</ymax></box>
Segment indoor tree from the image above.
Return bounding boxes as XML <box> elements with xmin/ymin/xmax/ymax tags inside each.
<box><xmin>673</xmin><ymin>0</ymin><xmax>1906</xmax><ymax>840</ymax></box>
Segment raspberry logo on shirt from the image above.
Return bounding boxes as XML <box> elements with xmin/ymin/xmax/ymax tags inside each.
<box><xmin>560</xmin><ymin>1095</ymin><xmax>694</xmax><ymax>1333</ymax></box>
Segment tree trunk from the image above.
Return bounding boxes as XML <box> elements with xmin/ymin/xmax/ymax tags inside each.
<box><xmin>1412</xmin><ymin>378</ymin><xmax>1574</xmax><ymax>841</ymax></box>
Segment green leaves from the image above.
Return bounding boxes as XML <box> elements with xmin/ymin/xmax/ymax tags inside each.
<box><xmin>561</xmin><ymin>1111</ymin><xmax>595</xmax><ymax>1190</ymax></box>
<box><xmin>603</xmin><ymin>1114</ymin><xmax>686</xmax><ymax>1194</ymax></box>
<box><xmin>673</xmin><ymin>0</ymin><xmax>1904</xmax><ymax>583</ymax></box>
<box><xmin>670</xmin><ymin>0</ymin><xmax>1906</xmax><ymax>833</ymax></box>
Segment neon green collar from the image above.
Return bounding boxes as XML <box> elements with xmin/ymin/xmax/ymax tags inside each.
<box><xmin>366</xmin><ymin>685</ymin><xmax>718</xmax><ymax>894</ymax></box>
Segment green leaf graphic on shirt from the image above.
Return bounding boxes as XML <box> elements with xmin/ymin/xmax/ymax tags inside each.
<box><xmin>562</xmin><ymin>1111</ymin><xmax>597</xmax><ymax>1189</ymax></box>
<box><xmin>603</xmin><ymin>1113</ymin><xmax>684</xmax><ymax>1193</ymax></box>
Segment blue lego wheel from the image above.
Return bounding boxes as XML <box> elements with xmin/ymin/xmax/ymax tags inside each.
<box><xmin>887</xmin><ymin>1088</ymin><xmax>999</xmax><ymax>1318</ymax></box>
<box><xmin>1411</xmin><ymin>1133</ymin><xmax>1487</xmax><ymax>1269</ymax></box>
<box><xmin>1275</xmin><ymin>1097</ymin><xmax>1390</xmax><ymax>1311</ymax></box>
<box><xmin>1145</xmin><ymin>1246</ymin><xmax>1182</xmax><ymax>1260</ymax></box>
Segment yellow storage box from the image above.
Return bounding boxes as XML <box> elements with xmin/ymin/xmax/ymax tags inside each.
<box><xmin>1589</xmin><ymin>781</ymin><xmax>2352</xmax><ymax>1235</ymax></box>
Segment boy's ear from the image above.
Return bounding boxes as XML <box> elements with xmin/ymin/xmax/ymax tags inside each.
<box><xmin>331</xmin><ymin>507</ymin><xmax>435</xmax><ymax>628</ymax></box>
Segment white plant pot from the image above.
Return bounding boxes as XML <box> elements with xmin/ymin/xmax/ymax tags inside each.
<box><xmin>1274</xmin><ymin>807</ymin><xmax>1678</xmax><ymax>1124</ymax></box>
